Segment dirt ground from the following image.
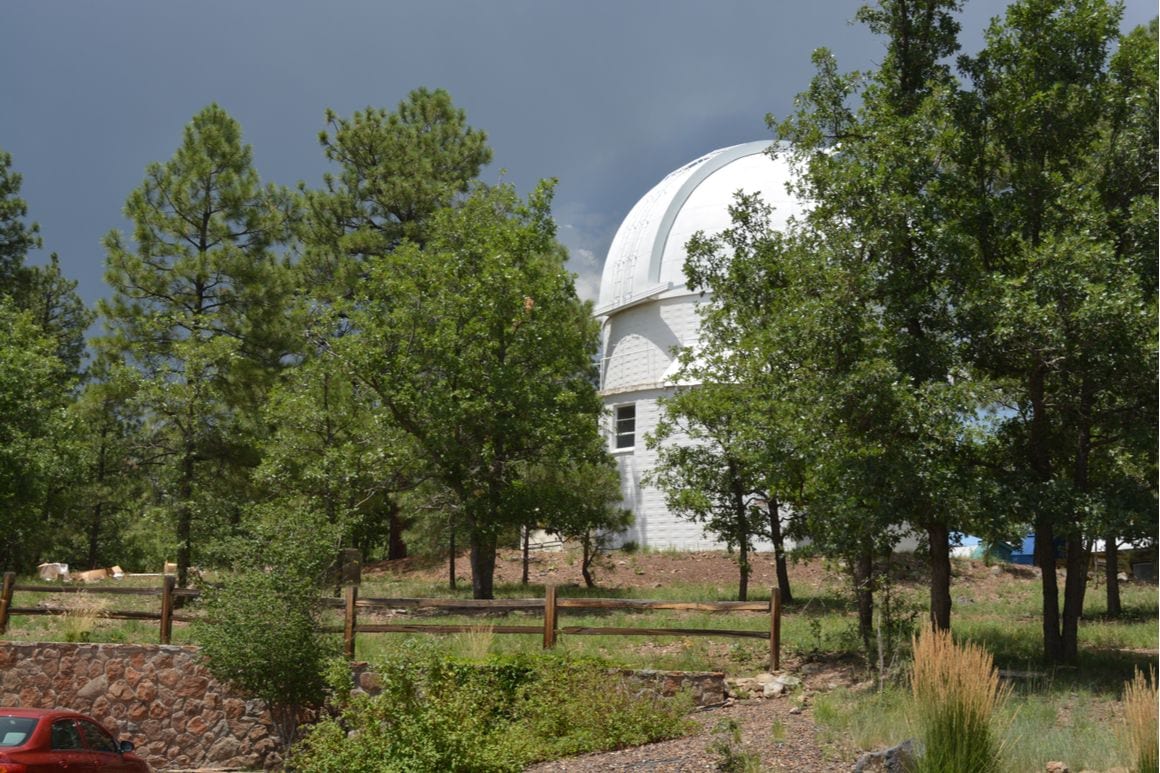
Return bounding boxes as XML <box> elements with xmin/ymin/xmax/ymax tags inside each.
<box><xmin>367</xmin><ymin>545</ymin><xmax>848</xmax><ymax>595</ymax></box>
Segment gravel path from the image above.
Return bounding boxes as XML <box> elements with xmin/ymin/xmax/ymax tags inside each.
<box><xmin>525</xmin><ymin>695</ymin><xmax>854</xmax><ymax>772</ymax></box>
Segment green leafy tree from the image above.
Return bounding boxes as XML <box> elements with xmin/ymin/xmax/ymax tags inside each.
<box><xmin>98</xmin><ymin>104</ymin><xmax>298</xmax><ymax>587</ymax></box>
<box><xmin>256</xmin><ymin>354</ymin><xmax>424</xmax><ymax>559</ymax></box>
<box><xmin>770</xmin><ymin>0</ymin><xmax>992</xmax><ymax>632</ymax></box>
<box><xmin>531</xmin><ymin>457</ymin><xmax>633</xmax><ymax>588</ymax></box>
<box><xmin>647</xmin><ymin>382</ymin><xmax>775</xmax><ymax>602</ymax></box>
<box><xmin>292</xmin><ymin>89</ymin><xmax>493</xmax><ymax>562</ymax></box>
<box><xmin>0</xmin><ymin>300</ymin><xmax>76</xmax><ymax>570</ymax></box>
<box><xmin>955</xmin><ymin>0</ymin><xmax>1157</xmax><ymax>662</ymax></box>
<box><xmin>326</xmin><ymin>181</ymin><xmax>603</xmax><ymax>598</ymax></box>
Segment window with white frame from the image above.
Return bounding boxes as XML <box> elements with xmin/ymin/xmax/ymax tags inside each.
<box><xmin>614</xmin><ymin>403</ymin><xmax>636</xmax><ymax>450</ymax></box>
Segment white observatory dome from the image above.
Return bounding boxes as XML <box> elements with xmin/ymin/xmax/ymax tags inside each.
<box><xmin>595</xmin><ymin>140</ymin><xmax>803</xmax><ymax>550</ymax></box>
<box><xmin>596</xmin><ymin>141</ymin><xmax>799</xmax><ymax>316</ymax></box>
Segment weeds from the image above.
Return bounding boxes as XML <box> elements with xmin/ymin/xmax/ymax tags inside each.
<box><xmin>911</xmin><ymin>626</ymin><xmax>1008</xmax><ymax>773</ymax></box>
<box><xmin>1120</xmin><ymin>666</ymin><xmax>1157</xmax><ymax>773</ymax></box>
<box><xmin>707</xmin><ymin>718</ymin><xmax>762</xmax><ymax>773</ymax></box>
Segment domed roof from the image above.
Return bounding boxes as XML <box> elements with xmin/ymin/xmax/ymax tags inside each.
<box><xmin>596</xmin><ymin>141</ymin><xmax>800</xmax><ymax>315</ymax></box>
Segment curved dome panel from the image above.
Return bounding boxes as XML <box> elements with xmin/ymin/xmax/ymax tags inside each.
<box><xmin>596</xmin><ymin>141</ymin><xmax>800</xmax><ymax>314</ymax></box>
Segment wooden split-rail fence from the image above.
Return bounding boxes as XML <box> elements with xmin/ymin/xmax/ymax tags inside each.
<box><xmin>0</xmin><ymin>572</ymin><xmax>784</xmax><ymax>669</ymax></box>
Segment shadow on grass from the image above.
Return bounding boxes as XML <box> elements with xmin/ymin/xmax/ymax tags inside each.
<box><xmin>965</xmin><ymin>624</ymin><xmax>1157</xmax><ymax>697</ymax></box>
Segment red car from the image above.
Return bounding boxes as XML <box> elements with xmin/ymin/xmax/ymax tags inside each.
<box><xmin>0</xmin><ymin>708</ymin><xmax>149</xmax><ymax>772</ymax></box>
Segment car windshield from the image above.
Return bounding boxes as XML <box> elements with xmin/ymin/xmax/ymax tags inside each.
<box><xmin>0</xmin><ymin>716</ymin><xmax>38</xmax><ymax>747</ymax></box>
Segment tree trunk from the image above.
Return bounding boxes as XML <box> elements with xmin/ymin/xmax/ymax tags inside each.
<box><xmin>1036</xmin><ymin>519</ymin><xmax>1064</xmax><ymax>662</ymax></box>
<box><xmin>448</xmin><ymin>516</ymin><xmax>457</xmax><ymax>591</ymax></box>
<box><xmin>581</xmin><ymin>534</ymin><xmax>595</xmax><ymax>588</ymax></box>
<box><xmin>469</xmin><ymin>527</ymin><xmax>498</xmax><ymax>600</ymax></box>
<box><xmin>853</xmin><ymin>549</ymin><xmax>874</xmax><ymax>654</ymax></box>
<box><xmin>176</xmin><ymin>445</ymin><xmax>195</xmax><ymax>591</ymax></box>
<box><xmin>1060</xmin><ymin>532</ymin><xmax>1088</xmax><ymax>662</ymax></box>
<box><xmin>1028</xmin><ymin>363</ymin><xmax>1065</xmax><ymax>662</ymax></box>
<box><xmin>737</xmin><ymin>535</ymin><xmax>749</xmax><ymax>602</ymax></box>
<box><xmin>1059</xmin><ymin>385</ymin><xmax>1093</xmax><ymax>659</ymax></box>
<box><xmin>729</xmin><ymin>463</ymin><xmax>750</xmax><ymax>601</ymax></box>
<box><xmin>927</xmin><ymin>521</ymin><xmax>952</xmax><ymax>631</ymax></box>
<box><xmin>1104</xmin><ymin>533</ymin><xmax>1122</xmax><ymax>618</ymax></box>
<box><xmin>386</xmin><ymin>503</ymin><xmax>407</xmax><ymax>560</ymax></box>
<box><xmin>521</xmin><ymin>525</ymin><xmax>530</xmax><ymax>586</ymax></box>
<box><xmin>768</xmin><ymin>498</ymin><xmax>793</xmax><ymax>604</ymax></box>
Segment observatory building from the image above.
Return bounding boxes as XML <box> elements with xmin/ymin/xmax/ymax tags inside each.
<box><xmin>595</xmin><ymin>141</ymin><xmax>801</xmax><ymax>549</ymax></box>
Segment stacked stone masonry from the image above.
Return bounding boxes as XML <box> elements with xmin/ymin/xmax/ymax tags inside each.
<box><xmin>2</xmin><ymin>643</ymin><xmax>728</xmax><ymax>771</ymax></box>
<box><xmin>0</xmin><ymin>642</ymin><xmax>279</xmax><ymax>771</ymax></box>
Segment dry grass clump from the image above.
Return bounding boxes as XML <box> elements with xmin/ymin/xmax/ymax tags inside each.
<box><xmin>454</xmin><ymin>624</ymin><xmax>496</xmax><ymax>661</ymax></box>
<box><xmin>1120</xmin><ymin>666</ymin><xmax>1157</xmax><ymax>773</ymax></box>
<box><xmin>59</xmin><ymin>592</ymin><xmax>110</xmax><ymax>642</ymax></box>
<box><xmin>911</xmin><ymin>626</ymin><xmax>1009</xmax><ymax>773</ymax></box>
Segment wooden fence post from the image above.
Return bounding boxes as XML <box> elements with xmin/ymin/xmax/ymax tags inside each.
<box><xmin>543</xmin><ymin>585</ymin><xmax>557</xmax><ymax>649</ymax></box>
<box><xmin>159</xmin><ymin>575</ymin><xmax>175</xmax><ymax>644</ymax></box>
<box><xmin>343</xmin><ymin>584</ymin><xmax>358</xmax><ymax>659</ymax></box>
<box><xmin>0</xmin><ymin>572</ymin><xmax>14</xmax><ymax>635</ymax></box>
<box><xmin>770</xmin><ymin>586</ymin><xmax>781</xmax><ymax>671</ymax></box>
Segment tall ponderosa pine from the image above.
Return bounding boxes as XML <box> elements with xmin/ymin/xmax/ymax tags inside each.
<box><xmin>0</xmin><ymin>149</ymin><xmax>90</xmax><ymax>376</ymax></box>
<box><xmin>99</xmin><ymin>104</ymin><xmax>297</xmax><ymax>587</ymax></box>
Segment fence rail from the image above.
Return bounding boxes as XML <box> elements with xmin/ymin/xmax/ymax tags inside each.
<box><xmin>325</xmin><ymin>584</ymin><xmax>783</xmax><ymax>669</ymax></box>
<box><xmin>0</xmin><ymin>573</ymin><xmax>184</xmax><ymax>643</ymax></box>
<box><xmin>0</xmin><ymin>571</ymin><xmax>783</xmax><ymax>669</ymax></box>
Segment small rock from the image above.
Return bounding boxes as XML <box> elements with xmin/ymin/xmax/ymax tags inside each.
<box><xmin>990</xmin><ymin>565</ymin><xmax>1003</xmax><ymax>576</ymax></box>
<box><xmin>763</xmin><ymin>681</ymin><xmax>785</xmax><ymax>698</ymax></box>
<box><xmin>753</xmin><ymin>673</ymin><xmax>776</xmax><ymax>685</ymax></box>
<box><xmin>788</xmin><ymin>706</ymin><xmax>803</xmax><ymax>715</ymax></box>
<box><xmin>1117</xmin><ymin>572</ymin><xmax>1129</xmax><ymax>582</ymax></box>
<box><xmin>1045</xmin><ymin>763</ymin><xmax>1068</xmax><ymax>773</ymax></box>
<box><xmin>775</xmin><ymin>675</ymin><xmax>802</xmax><ymax>688</ymax></box>
<box><xmin>852</xmin><ymin>739</ymin><xmax>916</xmax><ymax>772</ymax></box>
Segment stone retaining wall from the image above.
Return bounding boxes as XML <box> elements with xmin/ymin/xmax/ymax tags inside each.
<box><xmin>2</xmin><ymin>643</ymin><xmax>728</xmax><ymax>771</ymax></box>
<box><xmin>0</xmin><ymin>642</ymin><xmax>278</xmax><ymax>771</ymax></box>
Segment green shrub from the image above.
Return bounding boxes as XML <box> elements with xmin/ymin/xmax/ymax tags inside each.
<box><xmin>290</xmin><ymin>645</ymin><xmax>693</xmax><ymax>772</ymax></box>
<box><xmin>512</xmin><ymin>658</ymin><xmax>693</xmax><ymax>761</ymax></box>
<box><xmin>194</xmin><ymin>501</ymin><xmax>342</xmax><ymax>750</ymax></box>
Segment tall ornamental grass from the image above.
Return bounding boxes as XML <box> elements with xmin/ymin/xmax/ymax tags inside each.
<box><xmin>911</xmin><ymin>626</ymin><xmax>1008</xmax><ymax>773</ymax></box>
<box><xmin>1120</xmin><ymin>666</ymin><xmax>1157</xmax><ymax>773</ymax></box>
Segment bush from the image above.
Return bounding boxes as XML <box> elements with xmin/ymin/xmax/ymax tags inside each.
<box><xmin>290</xmin><ymin>644</ymin><xmax>693</xmax><ymax>772</ymax></box>
<box><xmin>910</xmin><ymin>626</ymin><xmax>1008</xmax><ymax>773</ymax></box>
<box><xmin>194</xmin><ymin>501</ymin><xmax>342</xmax><ymax>750</ymax></box>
